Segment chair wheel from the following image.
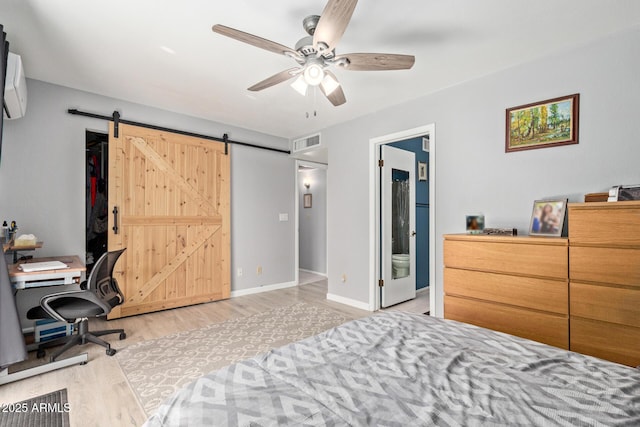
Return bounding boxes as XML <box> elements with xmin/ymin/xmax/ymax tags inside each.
<box><xmin>119</xmin><ymin>332</ymin><xmax>126</xmax><ymax>340</ymax></box>
<box><xmin>80</xmin><ymin>361</ymin><xmax>88</xmax><ymax>365</ymax></box>
<box><xmin>106</xmin><ymin>348</ymin><xmax>117</xmax><ymax>356</ymax></box>
<box><xmin>36</xmin><ymin>349</ymin><xmax>46</xmax><ymax>359</ymax></box>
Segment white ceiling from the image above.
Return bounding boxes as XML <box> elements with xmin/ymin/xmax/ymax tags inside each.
<box><xmin>2</xmin><ymin>0</ymin><xmax>640</xmax><ymax>140</ymax></box>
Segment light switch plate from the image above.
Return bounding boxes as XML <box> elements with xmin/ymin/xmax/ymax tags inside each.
<box><xmin>279</xmin><ymin>213</ymin><xmax>289</xmax><ymax>221</ymax></box>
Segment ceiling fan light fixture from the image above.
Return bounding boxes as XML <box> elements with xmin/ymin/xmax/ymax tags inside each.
<box><xmin>303</xmin><ymin>63</ymin><xmax>324</xmax><ymax>86</ymax></box>
<box><xmin>321</xmin><ymin>73</ymin><xmax>340</xmax><ymax>95</ymax></box>
<box><xmin>291</xmin><ymin>75</ymin><xmax>308</xmax><ymax>96</ymax></box>
<box><xmin>213</xmin><ymin>0</ymin><xmax>414</xmax><ymax>108</ymax></box>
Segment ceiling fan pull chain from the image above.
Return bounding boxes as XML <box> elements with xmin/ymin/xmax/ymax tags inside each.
<box><xmin>313</xmin><ymin>86</ymin><xmax>318</xmax><ymax>117</ymax></box>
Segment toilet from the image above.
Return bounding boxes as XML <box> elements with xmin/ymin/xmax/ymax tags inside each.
<box><xmin>392</xmin><ymin>254</ymin><xmax>410</xmax><ymax>277</ymax></box>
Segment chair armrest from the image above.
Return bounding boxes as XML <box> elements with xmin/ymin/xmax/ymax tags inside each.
<box><xmin>39</xmin><ymin>290</ymin><xmax>112</xmax><ymax>322</ymax></box>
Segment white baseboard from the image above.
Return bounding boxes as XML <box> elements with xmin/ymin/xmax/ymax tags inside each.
<box><xmin>231</xmin><ymin>281</ymin><xmax>297</xmax><ymax>298</ymax></box>
<box><xmin>299</xmin><ymin>268</ymin><xmax>328</xmax><ymax>277</ymax></box>
<box><xmin>326</xmin><ymin>293</ymin><xmax>373</xmax><ymax>312</ymax></box>
<box><xmin>417</xmin><ymin>285</ymin><xmax>429</xmax><ymax>293</ymax></box>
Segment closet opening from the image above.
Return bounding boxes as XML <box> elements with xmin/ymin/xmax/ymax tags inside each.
<box><xmin>85</xmin><ymin>130</ymin><xmax>108</xmax><ymax>274</ymax></box>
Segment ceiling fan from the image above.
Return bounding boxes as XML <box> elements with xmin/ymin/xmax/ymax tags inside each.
<box><xmin>212</xmin><ymin>0</ymin><xmax>415</xmax><ymax>106</ymax></box>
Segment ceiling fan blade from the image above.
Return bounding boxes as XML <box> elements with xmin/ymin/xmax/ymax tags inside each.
<box><xmin>248</xmin><ymin>68</ymin><xmax>301</xmax><ymax>92</ymax></box>
<box><xmin>319</xmin><ymin>70</ymin><xmax>346</xmax><ymax>106</ymax></box>
<box><xmin>334</xmin><ymin>53</ymin><xmax>415</xmax><ymax>71</ymax></box>
<box><xmin>313</xmin><ymin>0</ymin><xmax>358</xmax><ymax>52</ymax></box>
<box><xmin>213</xmin><ymin>24</ymin><xmax>301</xmax><ymax>58</ymax></box>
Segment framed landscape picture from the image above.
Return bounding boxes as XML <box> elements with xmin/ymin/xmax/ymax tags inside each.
<box><xmin>506</xmin><ymin>94</ymin><xmax>579</xmax><ymax>153</ymax></box>
<box><xmin>529</xmin><ymin>199</ymin><xmax>567</xmax><ymax>237</ymax></box>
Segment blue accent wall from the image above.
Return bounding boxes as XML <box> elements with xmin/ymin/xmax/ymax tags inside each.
<box><xmin>389</xmin><ymin>137</ymin><xmax>429</xmax><ymax>290</ymax></box>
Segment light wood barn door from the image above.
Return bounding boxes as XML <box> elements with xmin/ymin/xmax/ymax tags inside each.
<box><xmin>107</xmin><ymin>123</ymin><xmax>230</xmax><ymax>318</ymax></box>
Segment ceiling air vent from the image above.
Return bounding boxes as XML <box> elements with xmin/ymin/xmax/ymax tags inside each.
<box><xmin>292</xmin><ymin>133</ymin><xmax>321</xmax><ymax>153</ymax></box>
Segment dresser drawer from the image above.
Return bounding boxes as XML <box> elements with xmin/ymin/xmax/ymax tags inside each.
<box><xmin>570</xmin><ymin>247</ymin><xmax>640</xmax><ymax>287</ymax></box>
<box><xmin>444</xmin><ymin>268</ymin><xmax>568</xmax><ymax>314</ymax></box>
<box><xmin>444</xmin><ymin>239</ymin><xmax>567</xmax><ymax>279</ymax></box>
<box><xmin>570</xmin><ymin>282</ymin><xmax>640</xmax><ymax>328</ymax></box>
<box><xmin>569</xmin><ymin>203</ymin><xmax>640</xmax><ymax>246</ymax></box>
<box><xmin>570</xmin><ymin>317</ymin><xmax>640</xmax><ymax>367</ymax></box>
<box><xmin>444</xmin><ymin>295</ymin><xmax>569</xmax><ymax>349</ymax></box>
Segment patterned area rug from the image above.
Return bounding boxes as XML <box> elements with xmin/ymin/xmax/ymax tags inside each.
<box><xmin>116</xmin><ymin>302</ymin><xmax>351</xmax><ymax>416</ymax></box>
<box><xmin>0</xmin><ymin>388</ymin><xmax>69</xmax><ymax>427</ymax></box>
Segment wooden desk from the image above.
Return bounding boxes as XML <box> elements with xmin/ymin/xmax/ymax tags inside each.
<box><xmin>9</xmin><ymin>255</ymin><xmax>85</xmax><ymax>289</ymax></box>
<box><xmin>0</xmin><ymin>254</ymin><xmax>87</xmax><ymax>385</ymax></box>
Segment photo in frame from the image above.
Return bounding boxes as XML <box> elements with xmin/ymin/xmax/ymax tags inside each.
<box><xmin>418</xmin><ymin>161</ymin><xmax>427</xmax><ymax>181</ymax></box>
<box><xmin>303</xmin><ymin>193</ymin><xmax>312</xmax><ymax>208</ymax></box>
<box><xmin>466</xmin><ymin>215</ymin><xmax>485</xmax><ymax>234</ymax></box>
<box><xmin>529</xmin><ymin>199</ymin><xmax>567</xmax><ymax>237</ymax></box>
<box><xmin>506</xmin><ymin>94</ymin><xmax>579</xmax><ymax>153</ymax></box>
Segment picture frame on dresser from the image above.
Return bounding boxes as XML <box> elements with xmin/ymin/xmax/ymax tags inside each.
<box><xmin>529</xmin><ymin>199</ymin><xmax>567</xmax><ymax>237</ymax></box>
<box><xmin>466</xmin><ymin>215</ymin><xmax>484</xmax><ymax>234</ymax></box>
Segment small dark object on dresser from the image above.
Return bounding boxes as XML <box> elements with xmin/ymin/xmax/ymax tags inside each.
<box><xmin>483</xmin><ymin>228</ymin><xmax>517</xmax><ymax>236</ymax></box>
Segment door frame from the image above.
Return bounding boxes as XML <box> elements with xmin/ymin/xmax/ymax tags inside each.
<box><xmin>294</xmin><ymin>159</ymin><xmax>329</xmax><ymax>285</ymax></box>
<box><xmin>369</xmin><ymin>123</ymin><xmax>436</xmax><ymax>315</ymax></box>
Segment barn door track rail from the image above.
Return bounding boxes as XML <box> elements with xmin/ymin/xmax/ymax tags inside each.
<box><xmin>67</xmin><ymin>109</ymin><xmax>290</xmax><ymax>155</ymax></box>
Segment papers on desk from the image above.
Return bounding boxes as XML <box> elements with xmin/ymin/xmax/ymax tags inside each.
<box><xmin>18</xmin><ymin>261</ymin><xmax>69</xmax><ymax>272</ymax></box>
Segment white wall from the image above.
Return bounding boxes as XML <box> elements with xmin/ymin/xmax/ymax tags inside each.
<box><xmin>298</xmin><ymin>168</ymin><xmax>327</xmax><ymax>275</ymax></box>
<box><xmin>0</xmin><ymin>79</ymin><xmax>295</xmax><ymax>293</ymax></box>
<box><xmin>324</xmin><ymin>26</ymin><xmax>640</xmax><ymax>316</ymax></box>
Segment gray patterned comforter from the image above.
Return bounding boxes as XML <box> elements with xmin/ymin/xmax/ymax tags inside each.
<box><xmin>145</xmin><ymin>311</ymin><xmax>640</xmax><ymax>426</ymax></box>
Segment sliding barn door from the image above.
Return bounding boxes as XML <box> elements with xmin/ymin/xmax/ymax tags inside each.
<box><xmin>107</xmin><ymin>123</ymin><xmax>230</xmax><ymax>318</ymax></box>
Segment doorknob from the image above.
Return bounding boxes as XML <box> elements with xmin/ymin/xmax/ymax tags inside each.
<box><xmin>411</xmin><ymin>231</ymin><xmax>416</xmax><ymax>237</ymax></box>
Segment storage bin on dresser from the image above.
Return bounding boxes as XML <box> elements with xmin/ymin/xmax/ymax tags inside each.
<box><xmin>443</xmin><ymin>234</ymin><xmax>569</xmax><ymax>349</ymax></box>
<box><xmin>568</xmin><ymin>201</ymin><xmax>640</xmax><ymax>367</ymax></box>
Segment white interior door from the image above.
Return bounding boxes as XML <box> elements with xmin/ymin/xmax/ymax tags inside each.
<box><xmin>381</xmin><ymin>145</ymin><xmax>416</xmax><ymax>307</ymax></box>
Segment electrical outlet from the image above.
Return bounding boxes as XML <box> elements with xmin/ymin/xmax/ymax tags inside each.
<box><xmin>257</xmin><ymin>265</ymin><xmax>262</xmax><ymax>275</ymax></box>
<box><xmin>237</xmin><ymin>268</ymin><xmax>243</xmax><ymax>277</ymax></box>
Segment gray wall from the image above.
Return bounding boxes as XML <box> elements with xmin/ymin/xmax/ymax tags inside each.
<box><xmin>298</xmin><ymin>168</ymin><xmax>327</xmax><ymax>275</ymax></box>
<box><xmin>323</xmin><ymin>26</ymin><xmax>640</xmax><ymax>316</ymax></box>
<box><xmin>0</xmin><ymin>79</ymin><xmax>295</xmax><ymax>295</ymax></box>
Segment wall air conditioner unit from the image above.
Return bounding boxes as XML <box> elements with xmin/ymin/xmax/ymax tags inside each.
<box><xmin>291</xmin><ymin>133</ymin><xmax>321</xmax><ymax>153</ymax></box>
<box><xmin>3</xmin><ymin>52</ymin><xmax>27</xmax><ymax>119</ymax></box>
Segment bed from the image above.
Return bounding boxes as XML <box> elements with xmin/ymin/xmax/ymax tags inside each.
<box><xmin>144</xmin><ymin>311</ymin><xmax>640</xmax><ymax>426</ymax></box>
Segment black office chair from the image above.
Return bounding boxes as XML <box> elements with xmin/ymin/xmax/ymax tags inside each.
<box><xmin>27</xmin><ymin>249</ymin><xmax>127</xmax><ymax>362</ymax></box>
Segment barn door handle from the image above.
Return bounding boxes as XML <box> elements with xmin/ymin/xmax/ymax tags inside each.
<box><xmin>112</xmin><ymin>206</ymin><xmax>120</xmax><ymax>234</ymax></box>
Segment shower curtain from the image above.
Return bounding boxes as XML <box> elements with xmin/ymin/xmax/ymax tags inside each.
<box><xmin>392</xmin><ymin>180</ymin><xmax>410</xmax><ymax>255</ymax></box>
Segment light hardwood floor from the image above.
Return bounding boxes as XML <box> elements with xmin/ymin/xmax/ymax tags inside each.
<box><xmin>0</xmin><ymin>279</ymin><xmax>428</xmax><ymax>426</ymax></box>
<box><xmin>388</xmin><ymin>286</ymin><xmax>430</xmax><ymax>314</ymax></box>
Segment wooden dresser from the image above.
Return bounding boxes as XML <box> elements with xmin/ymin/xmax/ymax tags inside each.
<box><xmin>443</xmin><ymin>234</ymin><xmax>569</xmax><ymax>349</ymax></box>
<box><xmin>568</xmin><ymin>201</ymin><xmax>640</xmax><ymax>367</ymax></box>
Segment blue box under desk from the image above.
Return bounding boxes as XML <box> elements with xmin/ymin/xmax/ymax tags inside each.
<box><xmin>34</xmin><ymin>318</ymin><xmax>74</xmax><ymax>342</ymax></box>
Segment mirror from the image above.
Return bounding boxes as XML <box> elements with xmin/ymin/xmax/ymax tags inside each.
<box><xmin>391</xmin><ymin>169</ymin><xmax>410</xmax><ymax>279</ymax></box>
